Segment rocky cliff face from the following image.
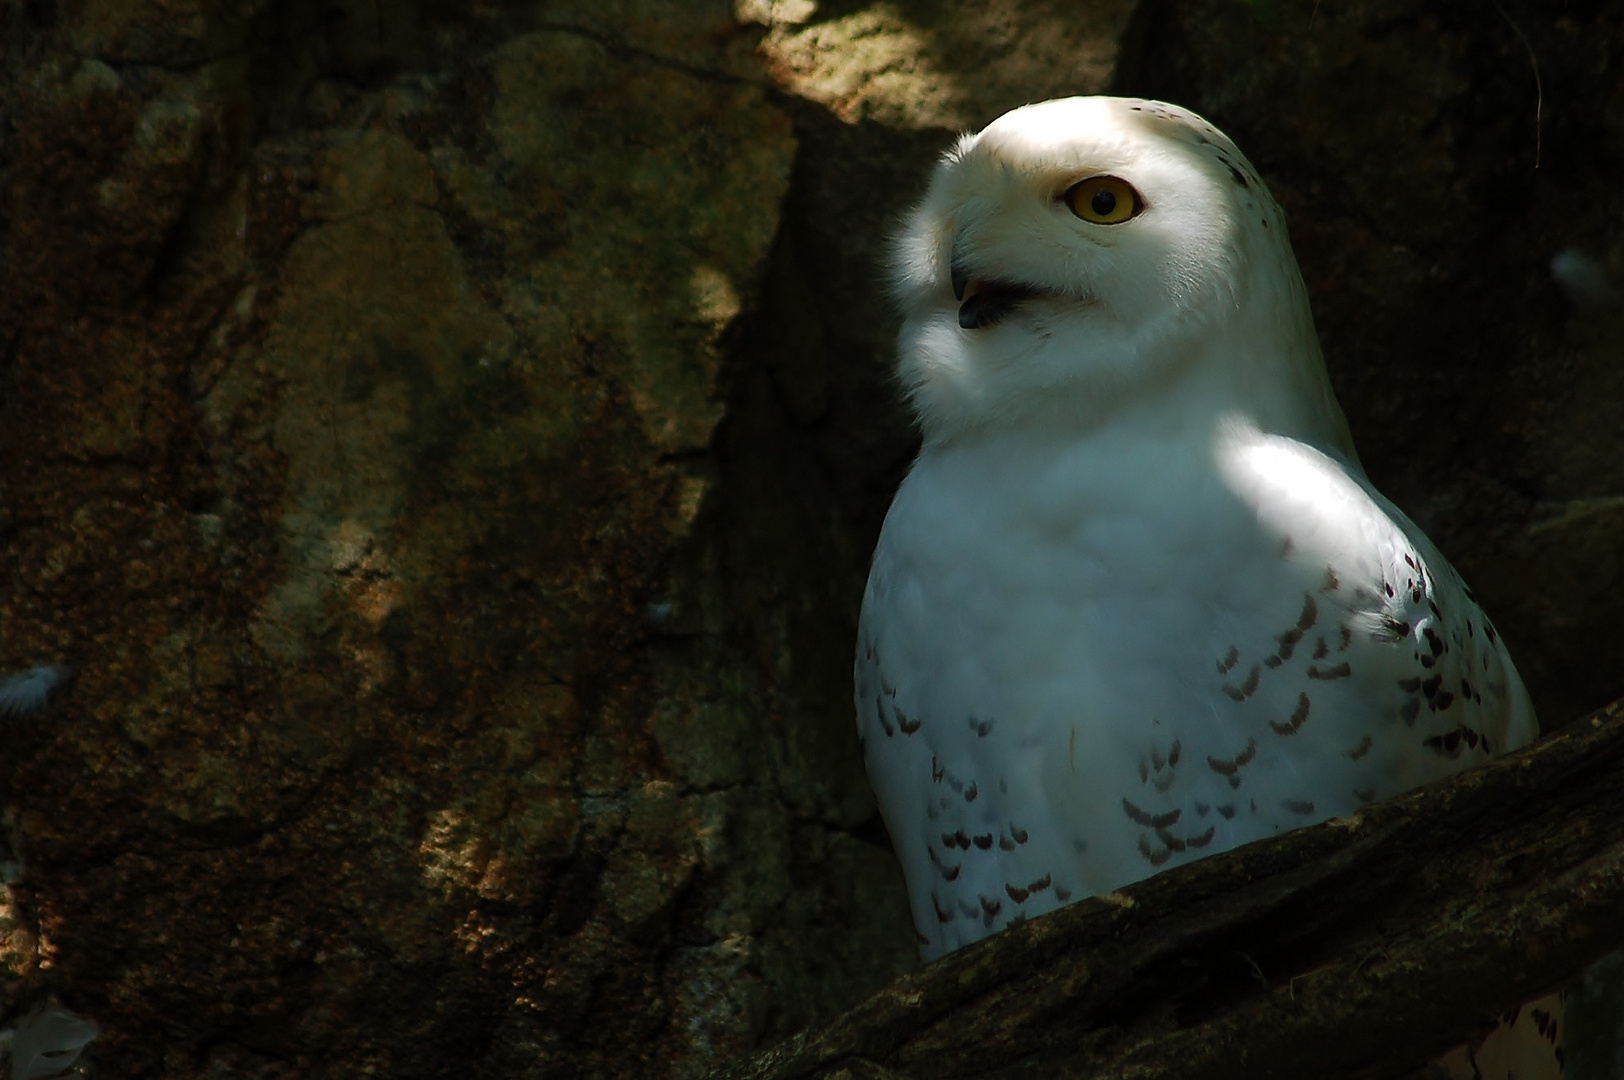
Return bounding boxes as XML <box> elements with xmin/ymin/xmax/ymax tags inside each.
<box><xmin>0</xmin><ymin>1</ymin><xmax>1618</xmax><ymax>1077</ymax></box>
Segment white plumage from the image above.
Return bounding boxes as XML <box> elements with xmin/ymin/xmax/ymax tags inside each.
<box><xmin>0</xmin><ymin>665</ymin><xmax>70</xmax><ymax>719</ymax></box>
<box><xmin>856</xmin><ymin>97</ymin><xmax>1554</xmax><ymax>1074</ymax></box>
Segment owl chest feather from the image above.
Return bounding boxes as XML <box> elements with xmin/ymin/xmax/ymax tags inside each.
<box><xmin>857</xmin><ymin>421</ymin><xmax>1535</xmax><ymax>959</ymax></box>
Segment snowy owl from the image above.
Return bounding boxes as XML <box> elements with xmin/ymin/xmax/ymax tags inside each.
<box><xmin>855</xmin><ymin>97</ymin><xmax>1558</xmax><ymax>1075</ymax></box>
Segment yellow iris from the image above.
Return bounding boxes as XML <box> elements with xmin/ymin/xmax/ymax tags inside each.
<box><xmin>1065</xmin><ymin>176</ymin><xmax>1142</xmax><ymax>225</ymax></box>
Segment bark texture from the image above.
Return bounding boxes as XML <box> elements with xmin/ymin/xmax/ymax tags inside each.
<box><xmin>0</xmin><ymin>1</ymin><xmax>1619</xmax><ymax>1078</ymax></box>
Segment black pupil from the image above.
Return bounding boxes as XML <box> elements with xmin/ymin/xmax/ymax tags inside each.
<box><xmin>1091</xmin><ymin>188</ymin><xmax>1118</xmax><ymax>217</ymax></box>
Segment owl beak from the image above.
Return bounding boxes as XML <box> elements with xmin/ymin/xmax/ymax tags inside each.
<box><xmin>955</xmin><ymin>273</ymin><xmax>1045</xmax><ymax>330</ymax></box>
<box><xmin>951</xmin><ymin>243</ymin><xmax>1044</xmax><ymax>328</ymax></box>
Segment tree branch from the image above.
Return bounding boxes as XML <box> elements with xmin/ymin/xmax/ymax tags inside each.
<box><xmin>715</xmin><ymin>700</ymin><xmax>1624</xmax><ymax>1080</ymax></box>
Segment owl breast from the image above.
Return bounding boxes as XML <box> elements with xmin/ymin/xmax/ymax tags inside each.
<box><xmin>856</xmin><ymin>421</ymin><xmax>1535</xmax><ymax>960</ymax></box>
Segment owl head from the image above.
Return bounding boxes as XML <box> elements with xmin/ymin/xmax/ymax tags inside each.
<box><xmin>890</xmin><ymin>96</ymin><xmax>1348</xmax><ymax>451</ymax></box>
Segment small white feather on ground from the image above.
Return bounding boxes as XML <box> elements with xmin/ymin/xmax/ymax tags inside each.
<box><xmin>0</xmin><ymin>666</ymin><xmax>71</xmax><ymax>718</ymax></box>
<box><xmin>8</xmin><ymin>1006</ymin><xmax>99</xmax><ymax>1080</ymax></box>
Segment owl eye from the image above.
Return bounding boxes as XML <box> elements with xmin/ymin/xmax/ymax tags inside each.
<box><xmin>1064</xmin><ymin>176</ymin><xmax>1143</xmax><ymax>225</ymax></box>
